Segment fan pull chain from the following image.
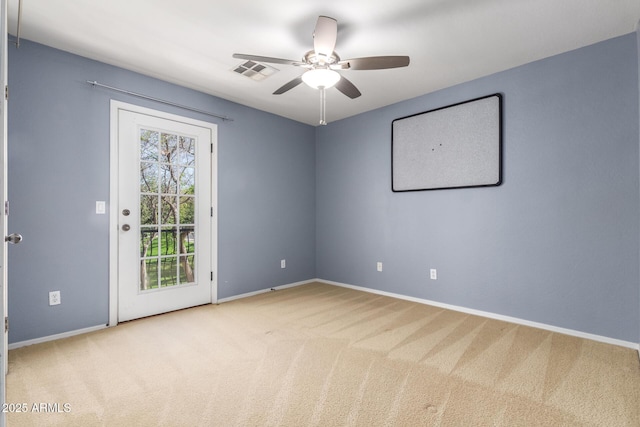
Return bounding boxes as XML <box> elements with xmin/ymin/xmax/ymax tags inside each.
<box><xmin>319</xmin><ymin>87</ymin><xmax>327</xmax><ymax>126</ymax></box>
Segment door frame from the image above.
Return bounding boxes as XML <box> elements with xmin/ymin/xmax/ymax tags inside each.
<box><xmin>0</xmin><ymin>0</ymin><xmax>8</xmax><ymax>425</ymax></box>
<box><xmin>108</xmin><ymin>100</ymin><xmax>218</xmax><ymax>326</ymax></box>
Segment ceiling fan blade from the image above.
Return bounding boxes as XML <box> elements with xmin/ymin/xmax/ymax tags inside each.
<box><xmin>334</xmin><ymin>75</ymin><xmax>361</xmax><ymax>99</ymax></box>
<box><xmin>313</xmin><ymin>16</ymin><xmax>337</xmax><ymax>60</ymax></box>
<box><xmin>233</xmin><ymin>53</ymin><xmax>303</xmax><ymax>66</ymax></box>
<box><xmin>273</xmin><ymin>76</ymin><xmax>304</xmax><ymax>95</ymax></box>
<box><xmin>339</xmin><ymin>56</ymin><xmax>410</xmax><ymax>70</ymax></box>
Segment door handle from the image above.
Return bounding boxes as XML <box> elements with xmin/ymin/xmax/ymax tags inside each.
<box><xmin>122</xmin><ymin>224</ymin><xmax>131</xmax><ymax>231</ymax></box>
<box><xmin>5</xmin><ymin>233</ymin><xmax>22</xmax><ymax>244</ymax></box>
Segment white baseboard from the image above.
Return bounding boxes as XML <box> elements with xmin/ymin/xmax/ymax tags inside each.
<box><xmin>8</xmin><ymin>324</ymin><xmax>108</xmax><ymax>350</ymax></box>
<box><xmin>11</xmin><ymin>280</ymin><xmax>638</xmax><ymax>354</ymax></box>
<box><xmin>216</xmin><ymin>279</ymin><xmax>316</xmax><ymax>304</ymax></box>
<box><xmin>8</xmin><ymin>280</ymin><xmax>312</xmax><ymax>349</ymax></box>
<box><xmin>318</xmin><ymin>279</ymin><xmax>640</xmax><ymax>351</ymax></box>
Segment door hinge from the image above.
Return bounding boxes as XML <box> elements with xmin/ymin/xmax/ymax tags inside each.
<box><xmin>211</xmin><ymin>207</ymin><xmax>213</xmax><ymax>217</ymax></box>
<box><xmin>4</xmin><ymin>85</ymin><xmax>8</xmax><ymax>101</ymax></box>
<box><xmin>4</xmin><ymin>201</ymin><xmax>8</xmax><ymax>216</ymax></box>
<box><xmin>4</xmin><ymin>317</ymin><xmax>8</xmax><ymax>333</ymax></box>
<box><xmin>211</xmin><ymin>143</ymin><xmax>213</xmax><ymax>153</ymax></box>
<box><xmin>210</xmin><ymin>272</ymin><xmax>213</xmax><ymax>281</ymax></box>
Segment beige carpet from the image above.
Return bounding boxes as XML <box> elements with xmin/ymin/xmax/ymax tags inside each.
<box><xmin>6</xmin><ymin>282</ymin><xmax>640</xmax><ymax>426</ymax></box>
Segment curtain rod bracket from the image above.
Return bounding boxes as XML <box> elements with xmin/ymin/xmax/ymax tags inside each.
<box><xmin>87</xmin><ymin>80</ymin><xmax>233</xmax><ymax>122</ymax></box>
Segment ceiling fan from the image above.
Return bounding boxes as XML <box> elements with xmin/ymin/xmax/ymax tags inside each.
<box><xmin>233</xmin><ymin>16</ymin><xmax>410</xmax><ymax>125</ymax></box>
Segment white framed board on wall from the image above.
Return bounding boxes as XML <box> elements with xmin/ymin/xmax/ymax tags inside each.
<box><xmin>392</xmin><ymin>93</ymin><xmax>502</xmax><ymax>192</ymax></box>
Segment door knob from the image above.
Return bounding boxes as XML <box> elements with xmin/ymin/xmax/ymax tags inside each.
<box><xmin>5</xmin><ymin>233</ymin><xmax>22</xmax><ymax>244</ymax></box>
<box><xmin>122</xmin><ymin>224</ymin><xmax>131</xmax><ymax>231</ymax></box>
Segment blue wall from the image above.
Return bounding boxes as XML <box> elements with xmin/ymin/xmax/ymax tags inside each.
<box><xmin>7</xmin><ymin>40</ymin><xmax>316</xmax><ymax>343</ymax></box>
<box><xmin>316</xmin><ymin>33</ymin><xmax>640</xmax><ymax>343</ymax></box>
<box><xmin>6</xmin><ymin>32</ymin><xmax>640</xmax><ymax>345</ymax></box>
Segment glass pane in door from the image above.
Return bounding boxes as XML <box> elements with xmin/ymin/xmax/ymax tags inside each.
<box><xmin>139</xmin><ymin>129</ymin><xmax>197</xmax><ymax>291</ymax></box>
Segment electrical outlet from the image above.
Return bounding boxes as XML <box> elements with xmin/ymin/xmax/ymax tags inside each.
<box><xmin>430</xmin><ymin>269</ymin><xmax>437</xmax><ymax>280</ymax></box>
<box><xmin>377</xmin><ymin>262</ymin><xmax>383</xmax><ymax>272</ymax></box>
<box><xmin>49</xmin><ymin>291</ymin><xmax>61</xmax><ymax>306</ymax></box>
<box><xmin>281</xmin><ymin>259</ymin><xmax>286</xmax><ymax>269</ymax></box>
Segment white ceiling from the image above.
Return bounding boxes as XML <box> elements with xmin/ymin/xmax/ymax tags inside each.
<box><xmin>7</xmin><ymin>0</ymin><xmax>640</xmax><ymax>126</ymax></box>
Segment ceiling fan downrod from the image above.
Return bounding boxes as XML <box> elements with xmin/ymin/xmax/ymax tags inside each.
<box><xmin>319</xmin><ymin>87</ymin><xmax>327</xmax><ymax>126</ymax></box>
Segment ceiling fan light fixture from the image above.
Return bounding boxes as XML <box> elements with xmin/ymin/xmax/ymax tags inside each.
<box><xmin>302</xmin><ymin>68</ymin><xmax>341</xmax><ymax>89</ymax></box>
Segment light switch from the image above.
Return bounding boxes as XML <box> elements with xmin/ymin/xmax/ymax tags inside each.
<box><xmin>96</xmin><ymin>201</ymin><xmax>106</xmax><ymax>214</ymax></box>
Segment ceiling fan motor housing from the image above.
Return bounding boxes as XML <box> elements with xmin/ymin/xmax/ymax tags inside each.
<box><xmin>304</xmin><ymin>50</ymin><xmax>340</xmax><ymax>68</ymax></box>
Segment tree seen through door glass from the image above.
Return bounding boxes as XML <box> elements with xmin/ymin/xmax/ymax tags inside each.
<box><xmin>140</xmin><ymin>130</ymin><xmax>159</xmax><ymax>161</ymax></box>
<box><xmin>139</xmin><ymin>128</ymin><xmax>198</xmax><ymax>290</ymax></box>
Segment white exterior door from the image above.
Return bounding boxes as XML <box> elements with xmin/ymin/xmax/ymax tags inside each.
<box><xmin>112</xmin><ymin>101</ymin><xmax>217</xmax><ymax>322</ymax></box>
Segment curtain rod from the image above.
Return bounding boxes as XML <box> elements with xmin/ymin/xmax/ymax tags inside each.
<box><xmin>86</xmin><ymin>80</ymin><xmax>234</xmax><ymax>122</ymax></box>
